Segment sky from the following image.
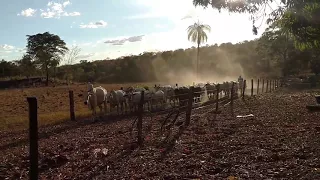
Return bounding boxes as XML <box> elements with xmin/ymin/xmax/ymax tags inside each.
<box><xmin>0</xmin><ymin>0</ymin><xmax>274</xmax><ymax>63</ymax></box>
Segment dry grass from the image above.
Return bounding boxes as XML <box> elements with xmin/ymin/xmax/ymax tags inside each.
<box><xmin>0</xmin><ymin>82</ymin><xmax>156</xmax><ymax>131</ymax></box>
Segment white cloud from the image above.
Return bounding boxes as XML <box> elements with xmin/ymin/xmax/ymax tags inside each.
<box><xmin>79</xmin><ymin>20</ymin><xmax>107</xmax><ymax>28</ymax></box>
<box><xmin>63</xmin><ymin>1</ymin><xmax>71</xmax><ymax>7</ymax></box>
<box><xmin>77</xmin><ymin>53</ymin><xmax>95</xmax><ymax>59</ymax></box>
<box><xmin>155</xmin><ymin>24</ymin><xmax>165</xmax><ymax>28</ymax></box>
<box><xmin>40</xmin><ymin>1</ymin><xmax>80</xmax><ymax>18</ymax></box>
<box><xmin>0</xmin><ymin>44</ymin><xmax>15</xmax><ymax>51</ymax></box>
<box><xmin>104</xmin><ymin>35</ymin><xmax>144</xmax><ymax>45</ymax></box>
<box><xmin>17</xmin><ymin>8</ymin><xmax>36</xmax><ymax>17</ymax></box>
<box><xmin>17</xmin><ymin>1</ymin><xmax>80</xmax><ymax>18</ymax></box>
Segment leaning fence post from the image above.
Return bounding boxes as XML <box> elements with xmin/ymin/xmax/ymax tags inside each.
<box><xmin>266</xmin><ymin>80</ymin><xmax>269</xmax><ymax>93</ymax></box>
<box><xmin>257</xmin><ymin>79</ymin><xmax>260</xmax><ymax>95</ymax></box>
<box><xmin>251</xmin><ymin>79</ymin><xmax>254</xmax><ymax>96</ymax></box>
<box><xmin>242</xmin><ymin>80</ymin><xmax>246</xmax><ymax>99</ymax></box>
<box><xmin>69</xmin><ymin>90</ymin><xmax>75</xmax><ymax>121</ymax></box>
<box><xmin>185</xmin><ymin>87</ymin><xmax>194</xmax><ymax>126</ymax></box>
<box><xmin>27</xmin><ymin>97</ymin><xmax>38</xmax><ymax>180</ymax></box>
<box><xmin>262</xmin><ymin>79</ymin><xmax>265</xmax><ymax>93</ymax></box>
<box><xmin>137</xmin><ymin>90</ymin><xmax>144</xmax><ymax>146</ymax></box>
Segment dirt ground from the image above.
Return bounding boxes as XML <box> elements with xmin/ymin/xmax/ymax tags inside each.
<box><xmin>1</xmin><ymin>88</ymin><xmax>320</xmax><ymax>179</ymax></box>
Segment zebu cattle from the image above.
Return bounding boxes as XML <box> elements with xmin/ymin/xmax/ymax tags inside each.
<box><xmin>154</xmin><ymin>85</ymin><xmax>175</xmax><ymax>105</ymax></box>
<box><xmin>107</xmin><ymin>90</ymin><xmax>127</xmax><ymax>114</ymax></box>
<box><xmin>221</xmin><ymin>81</ymin><xmax>231</xmax><ymax>97</ymax></box>
<box><xmin>126</xmin><ymin>90</ymin><xmax>152</xmax><ymax>112</ymax></box>
<box><xmin>231</xmin><ymin>81</ymin><xmax>239</xmax><ymax>97</ymax></box>
<box><xmin>222</xmin><ymin>81</ymin><xmax>239</xmax><ymax>97</ymax></box>
<box><xmin>193</xmin><ymin>83</ymin><xmax>206</xmax><ymax>103</ymax></box>
<box><xmin>174</xmin><ymin>86</ymin><xmax>190</xmax><ymax>107</ymax></box>
<box><xmin>125</xmin><ymin>86</ymin><xmax>146</xmax><ymax>94</ymax></box>
<box><xmin>150</xmin><ymin>90</ymin><xmax>165</xmax><ymax>108</ymax></box>
<box><xmin>205</xmin><ymin>83</ymin><xmax>216</xmax><ymax>100</ymax></box>
<box><xmin>83</xmin><ymin>83</ymin><xmax>108</xmax><ymax>121</ymax></box>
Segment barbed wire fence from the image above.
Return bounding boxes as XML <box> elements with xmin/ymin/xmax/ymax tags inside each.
<box><xmin>26</xmin><ymin>78</ymin><xmax>280</xmax><ymax>179</ymax></box>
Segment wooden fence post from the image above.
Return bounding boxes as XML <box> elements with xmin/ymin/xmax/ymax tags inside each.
<box><xmin>69</xmin><ymin>90</ymin><xmax>75</xmax><ymax>121</ymax></box>
<box><xmin>27</xmin><ymin>97</ymin><xmax>38</xmax><ymax>180</ymax></box>
<box><xmin>215</xmin><ymin>84</ymin><xmax>220</xmax><ymax>112</ymax></box>
<box><xmin>242</xmin><ymin>80</ymin><xmax>246</xmax><ymax>99</ymax></box>
<box><xmin>231</xmin><ymin>82</ymin><xmax>235</xmax><ymax>107</ymax></box>
<box><xmin>185</xmin><ymin>87</ymin><xmax>194</xmax><ymax>126</ymax></box>
<box><xmin>266</xmin><ymin>80</ymin><xmax>269</xmax><ymax>93</ymax></box>
<box><xmin>257</xmin><ymin>79</ymin><xmax>260</xmax><ymax>95</ymax></box>
<box><xmin>269</xmin><ymin>80</ymin><xmax>272</xmax><ymax>92</ymax></box>
<box><xmin>262</xmin><ymin>79</ymin><xmax>265</xmax><ymax>93</ymax></box>
<box><xmin>251</xmin><ymin>79</ymin><xmax>254</xmax><ymax>96</ymax></box>
<box><xmin>272</xmin><ymin>80</ymin><xmax>275</xmax><ymax>91</ymax></box>
<box><xmin>137</xmin><ymin>90</ymin><xmax>144</xmax><ymax>146</ymax></box>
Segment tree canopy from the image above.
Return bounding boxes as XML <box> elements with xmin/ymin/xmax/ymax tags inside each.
<box><xmin>26</xmin><ymin>32</ymin><xmax>68</xmax><ymax>85</ymax></box>
<box><xmin>193</xmin><ymin>0</ymin><xmax>320</xmax><ymax>50</ymax></box>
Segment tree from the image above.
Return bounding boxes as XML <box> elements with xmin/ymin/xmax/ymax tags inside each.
<box><xmin>192</xmin><ymin>0</ymin><xmax>320</xmax><ymax>50</ymax></box>
<box><xmin>64</xmin><ymin>45</ymin><xmax>81</xmax><ymax>65</ymax></box>
<box><xmin>187</xmin><ymin>20</ymin><xmax>211</xmax><ymax>79</ymax></box>
<box><xmin>277</xmin><ymin>2</ymin><xmax>320</xmax><ymax>50</ymax></box>
<box><xmin>50</xmin><ymin>57</ymin><xmax>60</xmax><ymax>82</ymax></box>
<box><xmin>0</xmin><ymin>59</ymin><xmax>19</xmax><ymax>78</ymax></box>
<box><xmin>63</xmin><ymin>45</ymin><xmax>81</xmax><ymax>83</ymax></box>
<box><xmin>16</xmin><ymin>54</ymin><xmax>37</xmax><ymax>79</ymax></box>
<box><xmin>26</xmin><ymin>32</ymin><xmax>68</xmax><ymax>86</ymax></box>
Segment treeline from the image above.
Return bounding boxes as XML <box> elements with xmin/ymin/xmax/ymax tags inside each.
<box><xmin>1</xmin><ymin>31</ymin><xmax>319</xmax><ymax>84</ymax></box>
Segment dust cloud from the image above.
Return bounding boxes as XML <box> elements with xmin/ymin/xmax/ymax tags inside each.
<box><xmin>151</xmin><ymin>47</ymin><xmax>247</xmax><ymax>86</ymax></box>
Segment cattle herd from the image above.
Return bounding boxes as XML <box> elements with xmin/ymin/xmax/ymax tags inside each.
<box><xmin>82</xmin><ymin>81</ymin><xmax>242</xmax><ymax>120</ymax></box>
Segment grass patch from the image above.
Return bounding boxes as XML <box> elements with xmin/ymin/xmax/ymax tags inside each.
<box><xmin>0</xmin><ymin>108</ymin><xmax>92</xmax><ymax>131</ymax></box>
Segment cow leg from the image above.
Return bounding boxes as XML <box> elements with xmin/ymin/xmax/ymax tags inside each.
<box><xmin>92</xmin><ymin>107</ymin><xmax>96</xmax><ymax>122</ymax></box>
<box><xmin>99</xmin><ymin>105</ymin><xmax>103</xmax><ymax>118</ymax></box>
<box><xmin>104</xmin><ymin>101</ymin><xmax>107</xmax><ymax>114</ymax></box>
<box><xmin>121</xmin><ymin>102</ymin><xmax>124</xmax><ymax>114</ymax></box>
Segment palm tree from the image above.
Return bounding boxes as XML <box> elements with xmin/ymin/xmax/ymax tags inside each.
<box><xmin>187</xmin><ymin>20</ymin><xmax>211</xmax><ymax>79</ymax></box>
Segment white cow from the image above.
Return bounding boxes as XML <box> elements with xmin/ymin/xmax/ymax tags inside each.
<box><xmin>150</xmin><ymin>90</ymin><xmax>165</xmax><ymax>108</ymax></box>
<box><xmin>107</xmin><ymin>90</ymin><xmax>127</xmax><ymax>114</ymax></box>
<box><xmin>84</xmin><ymin>83</ymin><xmax>108</xmax><ymax>121</ymax></box>
<box><xmin>126</xmin><ymin>90</ymin><xmax>152</xmax><ymax>112</ymax></box>
<box><xmin>154</xmin><ymin>85</ymin><xmax>175</xmax><ymax>106</ymax></box>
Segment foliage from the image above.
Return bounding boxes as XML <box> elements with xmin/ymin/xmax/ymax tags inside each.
<box><xmin>15</xmin><ymin>54</ymin><xmax>37</xmax><ymax>78</ymax></box>
<box><xmin>192</xmin><ymin>0</ymin><xmax>320</xmax><ymax>49</ymax></box>
<box><xmin>1</xmin><ymin>24</ymin><xmax>320</xmax><ymax>83</ymax></box>
<box><xmin>26</xmin><ymin>32</ymin><xmax>68</xmax><ymax>85</ymax></box>
<box><xmin>187</xmin><ymin>20</ymin><xmax>211</xmax><ymax>78</ymax></box>
<box><xmin>0</xmin><ymin>59</ymin><xmax>20</xmax><ymax>78</ymax></box>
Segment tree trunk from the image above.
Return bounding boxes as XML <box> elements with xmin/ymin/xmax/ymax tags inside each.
<box><xmin>53</xmin><ymin>67</ymin><xmax>56</xmax><ymax>82</ymax></box>
<box><xmin>45</xmin><ymin>65</ymin><xmax>49</xmax><ymax>86</ymax></box>
<box><xmin>197</xmin><ymin>43</ymin><xmax>200</xmax><ymax>80</ymax></box>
